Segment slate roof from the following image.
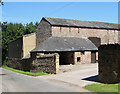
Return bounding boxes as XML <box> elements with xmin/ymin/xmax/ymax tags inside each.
<box><xmin>31</xmin><ymin>37</ymin><xmax>98</xmax><ymax>53</ymax></box>
<box><xmin>43</xmin><ymin>17</ymin><xmax>119</xmax><ymax>30</ymax></box>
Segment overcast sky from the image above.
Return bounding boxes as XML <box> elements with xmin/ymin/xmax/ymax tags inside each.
<box><xmin>2</xmin><ymin>2</ymin><xmax>118</xmax><ymax>24</ymax></box>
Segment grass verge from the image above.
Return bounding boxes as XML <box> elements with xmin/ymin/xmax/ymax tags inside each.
<box><xmin>2</xmin><ymin>65</ymin><xmax>48</xmax><ymax>76</ymax></box>
<box><xmin>85</xmin><ymin>83</ymin><xmax>119</xmax><ymax>94</ymax></box>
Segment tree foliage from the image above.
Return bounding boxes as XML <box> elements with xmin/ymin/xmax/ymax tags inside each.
<box><xmin>2</xmin><ymin>22</ymin><xmax>38</xmax><ymax>64</ymax></box>
<box><xmin>0</xmin><ymin>1</ymin><xmax>4</xmax><ymax>6</ymax></box>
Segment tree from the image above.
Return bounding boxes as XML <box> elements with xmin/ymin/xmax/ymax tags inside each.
<box><xmin>0</xmin><ymin>1</ymin><xmax>4</xmax><ymax>6</ymax></box>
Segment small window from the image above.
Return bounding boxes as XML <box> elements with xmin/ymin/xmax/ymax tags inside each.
<box><xmin>77</xmin><ymin>57</ymin><xmax>80</xmax><ymax>62</ymax></box>
<box><xmin>60</xmin><ymin>27</ymin><xmax>62</xmax><ymax>32</ymax></box>
<box><xmin>69</xmin><ymin>27</ymin><xmax>71</xmax><ymax>32</ymax></box>
<box><xmin>78</xmin><ymin>28</ymin><xmax>80</xmax><ymax>33</ymax></box>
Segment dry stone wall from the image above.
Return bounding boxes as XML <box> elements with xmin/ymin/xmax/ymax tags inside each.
<box><xmin>30</xmin><ymin>53</ymin><xmax>59</xmax><ymax>74</ymax></box>
<box><xmin>7</xmin><ymin>58</ymin><xmax>31</xmax><ymax>71</ymax></box>
<box><xmin>7</xmin><ymin>53</ymin><xmax>59</xmax><ymax>74</ymax></box>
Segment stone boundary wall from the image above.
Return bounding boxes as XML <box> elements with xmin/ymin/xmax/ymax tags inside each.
<box><xmin>98</xmin><ymin>44</ymin><xmax>120</xmax><ymax>83</ymax></box>
<box><xmin>7</xmin><ymin>53</ymin><xmax>59</xmax><ymax>74</ymax></box>
<box><xmin>7</xmin><ymin>58</ymin><xmax>31</xmax><ymax>71</ymax></box>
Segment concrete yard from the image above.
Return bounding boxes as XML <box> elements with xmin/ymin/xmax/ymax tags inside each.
<box><xmin>38</xmin><ymin>63</ymin><xmax>99</xmax><ymax>87</ymax></box>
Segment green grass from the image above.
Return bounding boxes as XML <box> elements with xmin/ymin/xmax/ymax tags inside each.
<box><xmin>2</xmin><ymin>65</ymin><xmax>48</xmax><ymax>76</ymax></box>
<box><xmin>85</xmin><ymin>83</ymin><xmax>119</xmax><ymax>94</ymax></box>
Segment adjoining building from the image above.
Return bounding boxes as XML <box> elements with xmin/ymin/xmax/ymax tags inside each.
<box><xmin>8</xmin><ymin>33</ymin><xmax>36</xmax><ymax>59</ymax></box>
<box><xmin>31</xmin><ymin>37</ymin><xmax>98</xmax><ymax>65</ymax></box>
<box><xmin>7</xmin><ymin>17</ymin><xmax>120</xmax><ymax>74</ymax></box>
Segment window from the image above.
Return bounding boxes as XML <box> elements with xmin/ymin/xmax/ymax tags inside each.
<box><xmin>77</xmin><ymin>57</ymin><xmax>80</xmax><ymax>62</ymax></box>
<box><xmin>78</xmin><ymin>28</ymin><xmax>80</xmax><ymax>33</ymax></box>
<box><xmin>60</xmin><ymin>27</ymin><xmax>62</xmax><ymax>32</ymax></box>
<box><xmin>69</xmin><ymin>27</ymin><xmax>71</xmax><ymax>32</ymax></box>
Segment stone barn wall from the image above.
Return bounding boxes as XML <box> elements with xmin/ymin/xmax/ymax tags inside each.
<box><xmin>8</xmin><ymin>37</ymin><xmax>23</xmax><ymax>59</ymax></box>
<box><xmin>98</xmin><ymin>44</ymin><xmax>120</xmax><ymax>83</ymax></box>
<box><xmin>36</xmin><ymin>19</ymin><xmax>52</xmax><ymax>46</ymax></box>
<box><xmin>74</xmin><ymin>51</ymin><xmax>92</xmax><ymax>64</ymax></box>
<box><xmin>52</xmin><ymin>26</ymin><xmax>119</xmax><ymax>44</ymax></box>
<box><xmin>52</xmin><ymin>26</ymin><xmax>119</xmax><ymax>64</ymax></box>
<box><xmin>23</xmin><ymin>33</ymin><xmax>36</xmax><ymax>58</ymax></box>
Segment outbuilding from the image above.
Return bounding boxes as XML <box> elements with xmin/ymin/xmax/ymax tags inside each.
<box><xmin>31</xmin><ymin>37</ymin><xmax>98</xmax><ymax>65</ymax></box>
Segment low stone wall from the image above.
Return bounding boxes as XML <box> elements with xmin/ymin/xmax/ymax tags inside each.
<box><xmin>7</xmin><ymin>58</ymin><xmax>32</xmax><ymax>71</ymax></box>
<box><xmin>7</xmin><ymin>58</ymin><xmax>23</xmax><ymax>70</ymax></box>
<box><xmin>7</xmin><ymin>53</ymin><xmax>59</xmax><ymax>74</ymax></box>
<box><xmin>30</xmin><ymin>53</ymin><xmax>59</xmax><ymax>74</ymax></box>
<box><xmin>98</xmin><ymin>44</ymin><xmax>120</xmax><ymax>84</ymax></box>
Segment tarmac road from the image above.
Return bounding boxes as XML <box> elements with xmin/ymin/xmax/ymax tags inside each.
<box><xmin>1</xmin><ymin>68</ymin><xmax>86</xmax><ymax>92</ymax></box>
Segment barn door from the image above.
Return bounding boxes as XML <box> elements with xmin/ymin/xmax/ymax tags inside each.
<box><xmin>91</xmin><ymin>51</ymin><xmax>96</xmax><ymax>63</ymax></box>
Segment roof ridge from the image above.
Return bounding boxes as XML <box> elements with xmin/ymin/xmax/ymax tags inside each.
<box><xmin>43</xmin><ymin>17</ymin><xmax>118</xmax><ymax>25</ymax></box>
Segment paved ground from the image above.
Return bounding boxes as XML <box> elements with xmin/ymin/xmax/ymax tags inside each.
<box><xmin>1</xmin><ymin>63</ymin><xmax>98</xmax><ymax>93</ymax></box>
<box><xmin>38</xmin><ymin>63</ymin><xmax>99</xmax><ymax>87</ymax></box>
<box><xmin>1</xmin><ymin>68</ymin><xmax>89</xmax><ymax>92</ymax></box>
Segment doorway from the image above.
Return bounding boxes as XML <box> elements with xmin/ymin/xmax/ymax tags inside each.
<box><xmin>91</xmin><ymin>51</ymin><xmax>96</xmax><ymax>63</ymax></box>
<box><xmin>88</xmin><ymin>37</ymin><xmax>101</xmax><ymax>47</ymax></box>
<box><xmin>59</xmin><ymin>52</ymin><xmax>74</xmax><ymax>65</ymax></box>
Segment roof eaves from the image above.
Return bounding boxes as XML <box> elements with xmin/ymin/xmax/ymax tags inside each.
<box><xmin>42</xmin><ymin>17</ymin><xmax>53</xmax><ymax>26</ymax></box>
<box><xmin>42</xmin><ymin>17</ymin><xmax>119</xmax><ymax>30</ymax></box>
